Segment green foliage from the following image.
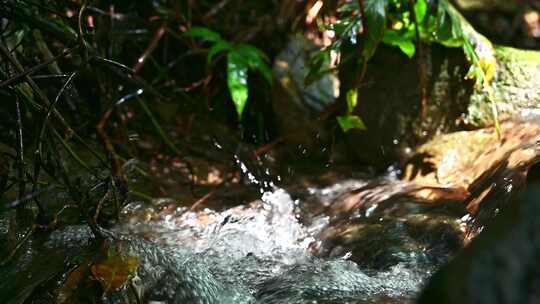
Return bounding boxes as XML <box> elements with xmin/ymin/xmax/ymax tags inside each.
<box><xmin>337</xmin><ymin>89</ymin><xmax>366</xmax><ymax>132</ymax></box>
<box><xmin>184</xmin><ymin>27</ymin><xmax>272</xmax><ymax>119</ymax></box>
<box><xmin>320</xmin><ymin>0</ymin><xmax>498</xmax><ymax>131</ymax></box>
<box><xmin>363</xmin><ymin>0</ymin><xmax>389</xmax><ymax>60</ymax></box>
<box><xmin>184</xmin><ymin>26</ymin><xmax>223</xmax><ymax>43</ymax></box>
<box><xmin>337</xmin><ymin>115</ymin><xmax>367</xmax><ymax>132</ymax></box>
<box><xmin>328</xmin><ymin>0</ymin><xmax>495</xmax><ymax>87</ymax></box>
<box><xmin>227</xmin><ymin>52</ymin><xmax>249</xmax><ymax>118</ymax></box>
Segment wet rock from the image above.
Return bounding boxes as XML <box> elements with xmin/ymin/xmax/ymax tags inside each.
<box><xmin>271</xmin><ymin>34</ymin><xmax>340</xmax><ymax>153</ymax></box>
<box><xmin>311</xmin><ymin>195</ymin><xmax>465</xmax><ymax>271</ymax></box>
<box><xmin>310</xmin><ymin>119</ymin><xmax>540</xmax><ymax>278</ymax></box>
<box><xmin>417</xmin><ymin>182</ymin><xmax>540</xmax><ymax>304</ymax></box>
<box><xmin>404</xmin><ymin>119</ymin><xmax>540</xmax><ymax>233</ymax></box>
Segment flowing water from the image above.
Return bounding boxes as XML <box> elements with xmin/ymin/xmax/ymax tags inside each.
<box><xmin>110</xmin><ymin>172</ymin><xmax>456</xmax><ymax>304</ymax></box>
<box><xmin>6</xmin><ymin>118</ymin><xmax>540</xmax><ymax>303</ymax></box>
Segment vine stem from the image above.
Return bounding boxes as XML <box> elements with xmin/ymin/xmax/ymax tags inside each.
<box><xmin>355</xmin><ymin>0</ymin><xmax>369</xmax><ymax>88</ymax></box>
<box><xmin>408</xmin><ymin>0</ymin><xmax>429</xmax><ymax>119</ymax></box>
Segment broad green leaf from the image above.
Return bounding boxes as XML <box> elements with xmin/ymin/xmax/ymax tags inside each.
<box><xmin>414</xmin><ymin>0</ymin><xmax>428</xmax><ymax>23</ymax></box>
<box><xmin>346</xmin><ymin>89</ymin><xmax>358</xmax><ymax>114</ymax></box>
<box><xmin>383</xmin><ymin>30</ymin><xmax>416</xmax><ymax>58</ymax></box>
<box><xmin>433</xmin><ymin>13</ymin><xmax>463</xmax><ymax>47</ymax></box>
<box><xmin>234</xmin><ymin>44</ymin><xmax>272</xmax><ymax>84</ymax></box>
<box><xmin>184</xmin><ymin>26</ymin><xmax>222</xmax><ymax>42</ymax></box>
<box><xmin>337</xmin><ymin>115</ymin><xmax>367</xmax><ymax>132</ymax></box>
<box><xmin>208</xmin><ymin>41</ymin><xmax>232</xmax><ymax>63</ymax></box>
<box><xmin>363</xmin><ymin>0</ymin><xmax>388</xmax><ymax>59</ymax></box>
<box><xmin>235</xmin><ymin>44</ymin><xmax>269</xmax><ymax>62</ymax></box>
<box><xmin>227</xmin><ymin>52</ymin><xmax>249</xmax><ymax>118</ymax></box>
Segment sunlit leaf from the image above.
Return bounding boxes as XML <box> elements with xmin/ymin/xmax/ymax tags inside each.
<box><xmin>90</xmin><ymin>249</ymin><xmax>139</xmax><ymax>294</ymax></box>
<box><xmin>414</xmin><ymin>0</ymin><xmax>428</xmax><ymax>23</ymax></box>
<box><xmin>442</xmin><ymin>2</ymin><xmax>496</xmax><ymax>88</ymax></box>
<box><xmin>184</xmin><ymin>26</ymin><xmax>222</xmax><ymax>42</ymax></box>
<box><xmin>208</xmin><ymin>40</ymin><xmax>232</xmax><ymax>63</ymax></box>
<box><xmin>337</xmin><ymin>115</ymin><xmax>367</xmax><ymax>132</ymax></box>
<box><xmin>346</xmin><ymin>89</ymin><xmax>358</xmax><ymax>114</ymax></box>
<box><xmin>227</xmin><ymin>52</ymin><xmax>249</xmax><ymax>118</ymax></box>
<box><xmin>363</xmin><ymin>0</ymin><xmax>388</xmax><ymax>59</ymax></box>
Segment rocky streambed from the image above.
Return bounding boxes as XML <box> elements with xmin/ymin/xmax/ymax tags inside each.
<box><xmin>2</xmin><ymin>118</ymin><xmax>540</xmax><ymax>304</ymax></box>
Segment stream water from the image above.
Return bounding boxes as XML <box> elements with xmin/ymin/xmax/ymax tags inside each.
<box><xmin>107</xmin><ymin>171</ymin><xmax>457</xmax><ymax>303</ymax></box>
<box><xmin>4</xmin><ymin>119</ymin><xmax>540</xmax><ymax>303</ymax></box>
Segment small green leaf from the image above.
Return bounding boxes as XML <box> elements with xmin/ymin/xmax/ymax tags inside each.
<box><xmin>306</xmin><ymin>49</ymin><xmax>332</xmax><ymax>86</ymax></box>
<box><xmin>346</xmin><ymin>89</ymin><xmax>358</xmax><ymax>114</ymax></box>
<box><xmin>337</xmin><ymin>115</ymin><xmax>367</xmax><ymax>132</ymax></box>
<box><xmin>227</xmin><ymin>52</ymin><xmax>249</xmax><ymax>118</ymax></box>
<box><xmin>184</xmin><ymin>26</ymin><xmax>222</xmax><ymax>42</ymax></box>
<box><xmin>383</xmin><ymin>30</ymin><xmax>416</xmax><ymax>58</ymax></box>
<box><xmin>208</xmin><ymin>41</ymin><xmax>232</xmax><ymax>63</ymax></box>
<box><xmin>332</xmin><ymin>16</ymin><xmax>361</xmax><ymax>41</ymax></box>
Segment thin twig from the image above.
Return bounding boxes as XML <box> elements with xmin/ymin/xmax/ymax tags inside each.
<box><xmin>408</xmin><ymin>0</ymin><xmax>428</xmax><ymax>118</ymax></box>
<box><xmin>136</xmin><ymin>97</ymin><xmax>182</xmax><ymax>155</ymax></box>
<box><xmin>188</xmin><ymin>191</ymin><xmax>215</xmax><ymax>212</ymax></box>
<box><xmin>0</xmin><ymin>226</ymin><xmax>34</xmax><ymax>266</ymax></box>
<box><xmin>6</xmin><ymin>185</ymin><xmax>55</xmax><ymax>210</ymax></box>
<box><xmin>96</xmin><ymin>108</ymin><xmax>127</xmax><ymax>195</ymax></box>
<box><xmin>133</xmin><ymin>24</ymin><xmax>167</xmax><ymax>74</ymax></box>
<box><xmin>14</xmin><ymin>98</ymin><xmax>26</xmax><ymax>200</ymax></box>
<box><xmin>37</xmin><ymin>71</ymin><xmax>79</xmax><ymax>158</ymax></box>
<box><xmin>354</xmin><ymin>0</ymin><xmax>370</xmax><ymax>89</ymax></box>
<box><xmin>0</xmin><ymin>43</ymin><xmax>106</xmax><ymax>166</ymax></box>
<box><xmin>0</xmin><ymin>46</ymin><xmax>78</xmax><ymax>88</ymax></box>
<box><xmin>78</xmin><ymin>2</ymin><xmax>90</xmax><ymax>64</ymax></box>
<box><xmin>93</xmin><ymin>188</ymin><xmax>111</xmax><ymax>226</ymax></box>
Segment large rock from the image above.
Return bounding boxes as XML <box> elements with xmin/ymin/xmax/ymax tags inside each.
<box><xmin>341</xmin><ymin>44</ymin><xmax>540</xmax><ymax>168</ymax></box>
<box><xmin>417</xmin><ymin>180</ymin><xmax>540</xmax><ymax>304</ymax></box>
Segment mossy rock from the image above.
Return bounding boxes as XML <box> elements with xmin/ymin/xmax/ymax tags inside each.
<box><xmin>468</xmin><ymin>46</ymin><xmax>540</xmax><ymax>126</ymax></box>
<box><xmin>341</xmin><ymin>44</ymin><xmax>540</xmax><ymax>168</ymax></box>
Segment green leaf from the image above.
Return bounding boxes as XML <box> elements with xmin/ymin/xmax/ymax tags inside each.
<box><xmin>337</xmin><ymin>115</ymin><xmax>367</xmax><ymax>132</ymax></box>
<box><xmin>227</xmin><ymin>52</ymin><xmax>249</xmax><ymax>118</ymax></box>
<box><xmin>184</xmin><ymin>26</ymin><xmax>222</xmax><ymax>42</ymax></box>
<box><xmin>414</xmin><ymin>0</ymin><xmax>428</xmax><ymax>23</ymax></box>
<box><xmin>383</xmin><ymin>30</ymin><xmax>416</xmax><ymax>58</ymax></box>
<box><xmin>208</xmin><ymin>41</ymin><xmax>232</xmax><ymax>63</ymax></box>
<box><xmin>346</xmin><ymin>89</ymin><xmax>358</xmax><ymax>114</ymax></box>
<box><xmin>305</xmin><ymin>49</ymin><xmax>333</xmax><ymax>86</ymax></box>
<box><xmin>234</xmin><ymin>44</ymin><xmax>272</xmax><ymax>84</ymax></box>
<box><xmin>363</xmin><ymin>0</ymin><xmax>388</xmax><ymax>59</ymax></box>
<box><xmin>332</xmin><ymin>16</ymin><xmax>361</xmax><ymax>42</ymax></box>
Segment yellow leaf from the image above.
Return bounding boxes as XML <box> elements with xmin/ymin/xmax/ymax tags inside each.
<box><xmin>91</xmin><ymin>249</ymin><xmax>139</xmax><ymax>294</ymax></box>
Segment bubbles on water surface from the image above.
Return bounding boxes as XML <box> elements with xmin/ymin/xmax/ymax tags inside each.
<box><xmin>116</xmin><ymin>178</ymin><xmax>437</xmax><ymax>303</ymax></box>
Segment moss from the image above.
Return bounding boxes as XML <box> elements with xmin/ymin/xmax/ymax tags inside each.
<box><xmin>467</xmin><ymin>46</ymin><xmax>540</xmax><ymax>126</ymax></box>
